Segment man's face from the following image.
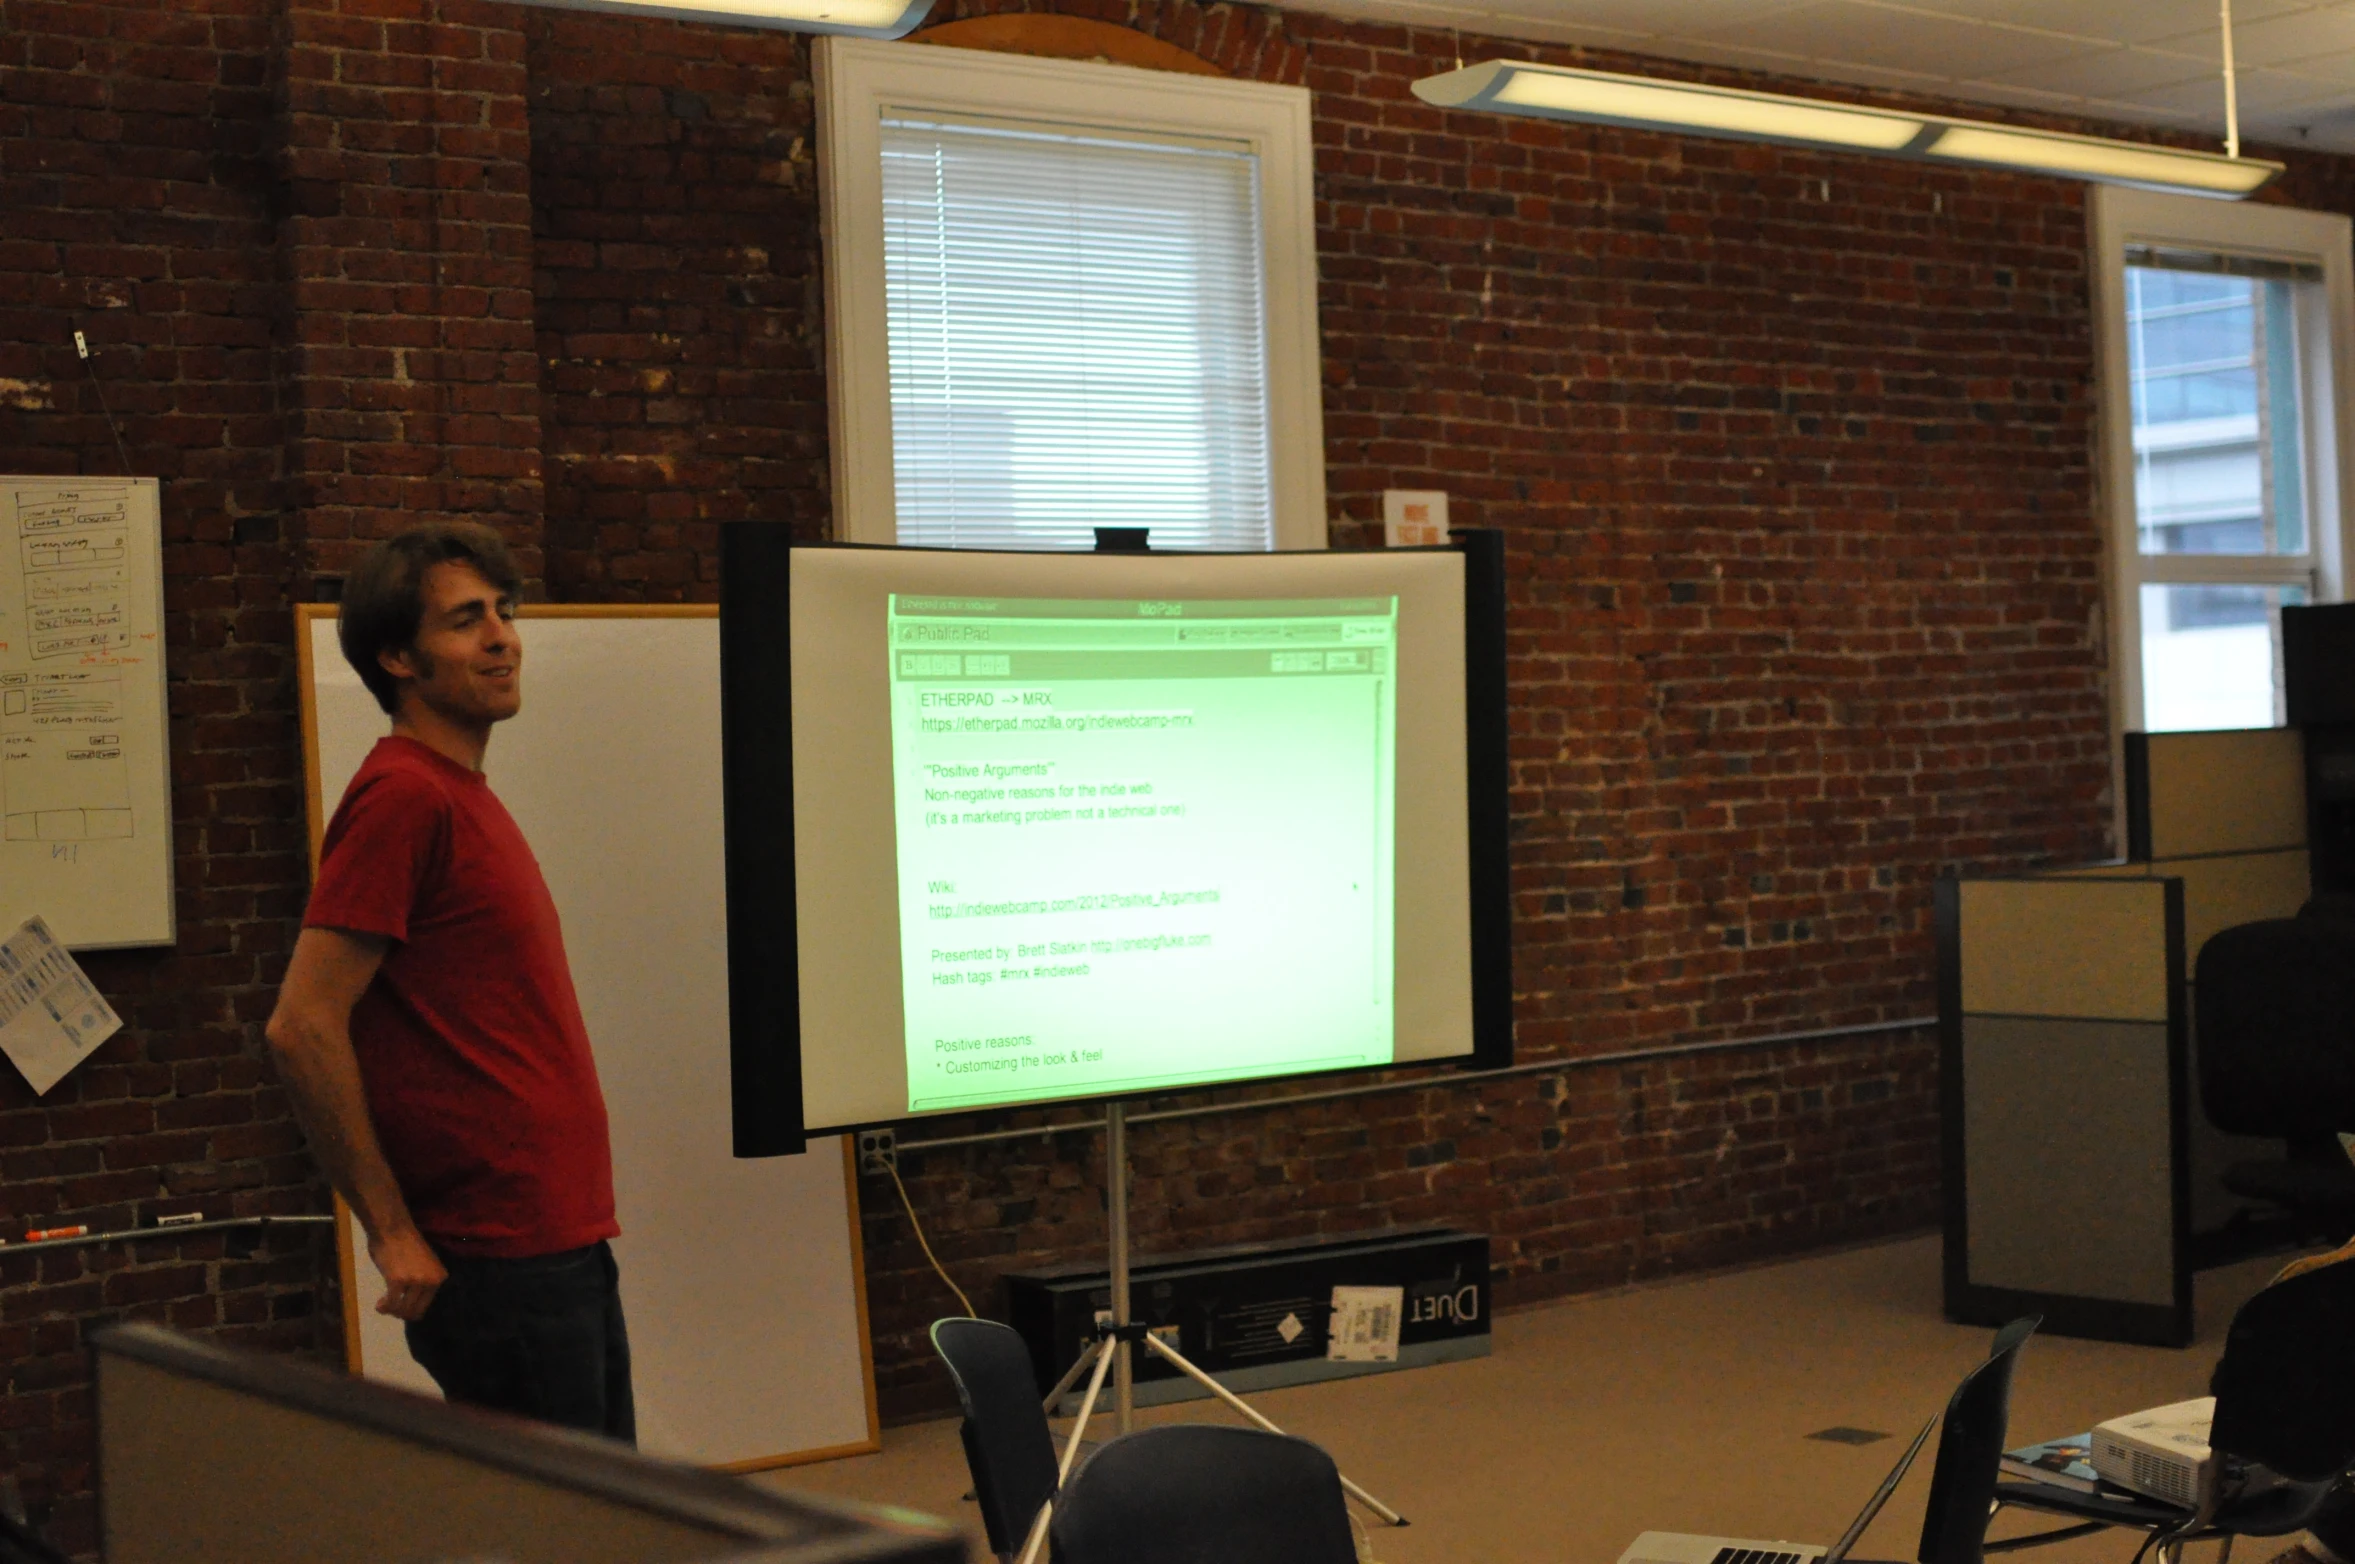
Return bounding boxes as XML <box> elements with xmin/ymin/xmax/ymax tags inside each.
<box><xmin>381</xmin><ymin>560</ymin><xmax>523</xmax><ymax>726</ymax></box>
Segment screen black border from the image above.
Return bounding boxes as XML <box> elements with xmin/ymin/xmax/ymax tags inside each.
<box><xmin>722</xmin><ymin>532</ymin><xmax>1514</xmax><ymax>1156</ymax></box>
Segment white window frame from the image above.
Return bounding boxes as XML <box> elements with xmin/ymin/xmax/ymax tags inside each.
<box><xmin>816</xmin><ymin>36</ymin><xmax>1328</xmax><ymax>551</ymax></box>
<box><xmin>2091</xmin><ymin>188</ymin><xmax>2355</xmax><ymax>812</ymax></box>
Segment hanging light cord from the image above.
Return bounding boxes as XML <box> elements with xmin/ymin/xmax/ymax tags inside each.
<box><xmin>73</xmin><ymin>330</ymin><xmax>133</xmax><ymax>475</ymax></box>
<box><xmin>2222</xmin><ymin>0</ymin><xmax>2241</xmax><ymax>159</ymax></box>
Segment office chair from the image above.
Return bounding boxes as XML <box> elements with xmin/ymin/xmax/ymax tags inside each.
<box><xmin>2302</xmin><ymin>894</ymin><xmax>2355</xmax><ymax>924</ymax></box>
<box><xmin>931</xmin><ymin>1317</ymin><xmax>1063</xmax><ymax>1564</ymax></box>
<box><xmin>1915</xmin><ymin>1316</ymin><xmax>2045</xmax><ymax>1564</ymax></box>
<box><xmin>0</xmin><ymin>1519</ymin><xmax>63</xmax><ymax>1564</ymax></box>
<box><xmin>1988</xmin><ymin>1254</ymin><xmax>2355</xmax><ymax>1562</ymax></box>
<box><xmin>2193</xmin><ymin>912</ymin><xmax>2355</xmax><ymax>1239</ymax></box>
<box><xmin>0</xmin><ymin>1485</ymin><xmax>65</xmax><ymax>1564</ymax></box>
<box><xmin>1047</xmin><ymin>1424</ymin><xmax>1356</xmax><ymax>1564</ymax></box>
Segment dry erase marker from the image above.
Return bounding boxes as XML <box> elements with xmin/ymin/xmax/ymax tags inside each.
<box><xmin>25</xmin><ymin>1225</ymin><xmax>87</xmax><ymax>1242</ymax></box>
<box><xmin>155</xmin><ymin>1212</ymin><xmax>203</xmax><ymax>1228</ymax></box>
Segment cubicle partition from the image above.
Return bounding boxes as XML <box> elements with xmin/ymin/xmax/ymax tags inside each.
<box><xmin>1940</xmin><ymin>729</ymin><xmax>2310</xmax><ymax>1347</ymax></box>
<box><xmin>1938</xmin><ymin>874</ymin><xmax>2189</xmax><ymax>1344</ymax></box>
<box><xmin>94</xmin><ymin>1325</ymin><xmax>960</xmax><ymax>1564</ymax></box>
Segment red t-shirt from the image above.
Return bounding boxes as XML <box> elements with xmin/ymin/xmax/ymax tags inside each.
<box><xmin>304</xmin><ymin>736</ymin><xmax>618</xmax><ymax>1258</ymax></box>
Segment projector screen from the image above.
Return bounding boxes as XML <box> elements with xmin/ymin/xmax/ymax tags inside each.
<box><xmin>721</xmin><ymin>539</ymin><xmax>1509</xmax><ymax>1148</ymax></box>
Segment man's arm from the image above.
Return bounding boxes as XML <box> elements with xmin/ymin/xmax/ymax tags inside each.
<box><xmin>265</xmin><ymin>928</ymin><xmax>447</xmax><ymax>1322</ymax></box>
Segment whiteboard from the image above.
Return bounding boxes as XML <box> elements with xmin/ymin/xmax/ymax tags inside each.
<box><xmin>0</xmin><ymin>477</ymin><xmax>172</xmax><ymax>948</ymax></box>
<box><xmin>298</xmin><ymin>607</ymin><xmax>878</xmax><ymax>1469</ymax></box>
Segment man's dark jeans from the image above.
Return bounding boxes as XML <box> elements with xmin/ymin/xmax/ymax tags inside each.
<box><xmin>405</xmin><ymin>1239</ymin><xmax>635</xmax><ymax>1445</ymax></box>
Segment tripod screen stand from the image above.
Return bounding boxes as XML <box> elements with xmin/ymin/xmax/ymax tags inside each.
<box><xmin>1010</xmin><ymin>1101</ymin><xmax>1408</xmax><ymax>1564</ymax></box>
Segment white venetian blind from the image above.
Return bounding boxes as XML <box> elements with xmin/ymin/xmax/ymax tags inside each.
<box><xmin>879</xmin><ymin>113</ymin><xmax>1275</xmax><ymax>551</ymax></box>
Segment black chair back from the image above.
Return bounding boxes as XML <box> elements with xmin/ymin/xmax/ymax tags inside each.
<box><xmin>2212</xmin><ymin>1252</ymin><xmax>2355</xmax><ymax>1482</ymax></box>
<box><xmin>931</xmin><ymin>1317</ymin><xmax>1061</xmax><ymax>1559</ymax></box>
<box><xmin>1916</xmin><ymin>1317</ymin><xmax>2040</xmax><ymax>1564</ymax></box>
<box><xmin>2195</xmin><ymin>918</ymin><xmax>2355</xmax><ymax>1141</ymax></box>
<box><xmin>1048</xmin><ymin>1424</ymin><xmax>1355</xmax><ymax>1564</ymax></box>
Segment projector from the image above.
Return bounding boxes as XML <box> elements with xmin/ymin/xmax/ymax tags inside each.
<box><xmin>2091</xmin><ymin>1398</ymin><xmax>2215</xmax><ymax>1506</ymax></box>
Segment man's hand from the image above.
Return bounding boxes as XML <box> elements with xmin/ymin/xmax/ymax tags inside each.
<box><xmin>267</xmin><ymin>928</ymin><xmax>447</xmax><ymax>1324</ymax></box>
<box><xmin>370</xmin><ymin>1227</ymin><xmax>448</xmax><ymax>1321</ymax></box>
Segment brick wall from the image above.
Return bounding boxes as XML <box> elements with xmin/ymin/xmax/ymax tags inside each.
<box><xmin>0</xmin><ymin>0</ymin><xmax>2343</xmax><ymax>1535</ymax></box>
<box><xmin>523</xmin><ymin>0</ymin><xmax>2115</xmax><ymax>1418</ymax></box>
<box><xmin>0</xmin><ymin>0</ymin><xmax>550</xmax><ymax>1546</ymax></box>
<box><xmin>0</xmin><ymin>2</ymin><xmax>320</xmax><ymax>1550</ymax></box>
<box><xmin>280</xmin><ymin>0</ymin><xmax>543</xmax><ymax>588</ymax></box>
<box><xmin>527</xmin><ymin>12</ymin><xmax>832</xmax><ymax>599</ymax></box>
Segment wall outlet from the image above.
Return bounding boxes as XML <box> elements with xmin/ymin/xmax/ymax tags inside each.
<box><xmin>857</xmin><ymin>1129</ymin><xmax>897</xmax><ymax>1177</ymax></box>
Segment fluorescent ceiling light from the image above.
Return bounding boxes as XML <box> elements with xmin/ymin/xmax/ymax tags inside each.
<box><xmin>1926</xmin><ymin>125</ymin><xmax>2276</xmax><ymax>196</ymax></box>
<box><xmin>510</xmin><ymin>0</ymin><xmax>932</xmax><ymax>39</ymax></box>
<box><xmin>1486</xmin><ymin>65</ymin><xmax>1922</xmax><ymax>151</ymax></box>
<box><xmin>1414</xmin><ymin>60</ymin><xmax>2282</xmax><ymax>201</ymax></box>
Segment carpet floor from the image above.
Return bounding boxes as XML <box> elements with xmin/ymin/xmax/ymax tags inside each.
<box><xmin>765</xmin><ymin>1232</ymin><xmax>2293</xmax><ymax>1564</ymax></box>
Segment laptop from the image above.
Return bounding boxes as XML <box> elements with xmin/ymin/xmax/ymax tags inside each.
<box><xmin>1615</xmin><ymin>1413</ymin><xmax>1939</xmax><ymax>1564</ymax></box>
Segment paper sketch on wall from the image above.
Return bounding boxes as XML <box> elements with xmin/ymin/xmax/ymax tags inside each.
<box><xmin>0</xmin><ymin>477</ymin><xmax>172</xmax><ymax>949</ymax></box>
<box><xmin>4</xmin><ymin>491</ymin><xmax>135</xmax><ymax>842</ymax></box>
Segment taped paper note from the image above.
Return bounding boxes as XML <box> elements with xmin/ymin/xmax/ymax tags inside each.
<box><xmin>0</xmin><ymin>915</ymin><xmax>121</xmax><ymax>1094</ymax></box>
<box><xmin>1327</xmin><ymin>1284</ymin><xmax>1403</xmax><ymax>1363</ymax></box>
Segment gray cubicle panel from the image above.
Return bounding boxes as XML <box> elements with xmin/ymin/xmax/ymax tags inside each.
<box><xmin>94</xmin><ymin>1325</ymin><xmax>962</xmax><ymax>1564</ymax></box>
<box><xmin>2032</xmin><ymin>856</ymin><xmax>2309</xmax><ymax>1247</ymax></box>
<box><xmin>1941</xmin><ymin>731</ymin><xmax>2315</xmax><ymax>1347</ymax></box>
<box><xmin>2125</xmin><ymin>728</ymin><xmax>2307</xmax><ymax>863</ymax></box>
<box><xmin>1937</xmin><ymin>875</ymin><xmax>2192</xmax><ymax>1346</ymax></box>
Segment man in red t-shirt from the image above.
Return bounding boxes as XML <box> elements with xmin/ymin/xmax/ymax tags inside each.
<box><xmin>266</xmin><ymin>523</ymin><xmax>632</xmax><ymax>1442</ymax></box>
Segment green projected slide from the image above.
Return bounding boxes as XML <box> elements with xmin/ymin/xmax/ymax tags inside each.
<box><xmin>888</xmin><ymin>595</ymin><xmax>1398</xmax><ymax>1113</ymax></box>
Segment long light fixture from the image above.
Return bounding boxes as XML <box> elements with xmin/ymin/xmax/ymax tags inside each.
<box><xmin>1413</xmin><ymin>60</ymin><xmax>2281</xmax><ymax>200</ymax></box>
<box><xmin>512</xmin><ymin>0</ymin><xmax>933</xmax><ymax>40</ymax></box>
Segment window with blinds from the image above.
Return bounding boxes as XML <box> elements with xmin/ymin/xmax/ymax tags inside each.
<box><xmin>878</xmin><ymin>114</ymin><xmax>1276</xmax><ymax>552</ymax></box>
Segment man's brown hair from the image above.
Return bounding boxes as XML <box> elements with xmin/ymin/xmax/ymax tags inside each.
<box><xmin>338</xmin><ymin>523</ymin><xmax>523</xmax><ymax>715</ymax></box>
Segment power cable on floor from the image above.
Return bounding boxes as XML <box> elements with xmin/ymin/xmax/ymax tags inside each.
<box><xmin>888</xmin><ymin>1159</ymin><xmax>975</xmax><ymax>1317</ymax></box>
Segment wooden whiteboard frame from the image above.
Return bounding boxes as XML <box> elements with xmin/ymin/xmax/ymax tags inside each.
<box><xmin>296</xmin><ymin>604</ymin><xmax>880</xmax><ymax>1471</ymax></box>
